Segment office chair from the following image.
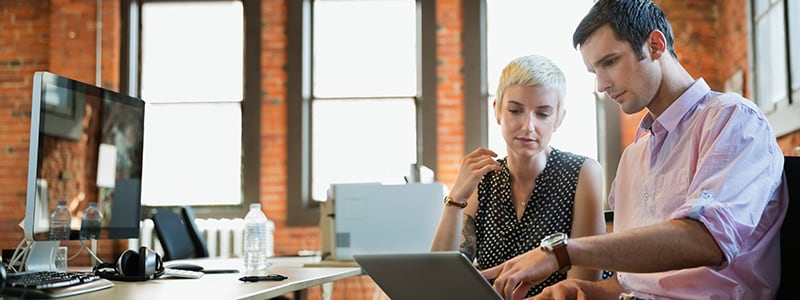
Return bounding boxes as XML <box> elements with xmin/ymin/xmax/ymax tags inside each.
<box><xmin>181</xmin><ymin>206</ymin><xmax>209</xmax><ymax>258</ymax></box>
<box><xmin>151</xmin><ymin>207</ymin><xmax>208</xmax><ymax>261</ymax></box>
<box><xmin>777</xmin><ymin>156</ymin><xmax>799</xmax><ymax>299</ymax></box>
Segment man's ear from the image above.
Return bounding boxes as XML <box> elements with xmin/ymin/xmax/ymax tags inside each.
<box><xmin>647</xmin><ymin>29</ymin><xmax>667</xmax><ymax>60</ymax></box>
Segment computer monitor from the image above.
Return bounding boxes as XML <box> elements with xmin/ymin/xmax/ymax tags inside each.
<box><xmin>23</xmin><ymin>71</ymin><xmax>145</xmax><ymax>244</ymax></box>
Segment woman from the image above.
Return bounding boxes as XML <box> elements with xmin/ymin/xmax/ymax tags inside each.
<box><xmin>430</xmin><ymin>54</ymin><xmax>609</xmax><ymax>296</ymax></box>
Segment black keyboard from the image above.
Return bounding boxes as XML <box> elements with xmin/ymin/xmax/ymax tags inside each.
<box><xmin>2</xmin><ymin>271</ymin><xmax>114</xmax><ymax>298</ymax></box>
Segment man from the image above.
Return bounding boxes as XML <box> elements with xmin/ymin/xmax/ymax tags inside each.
<box><xmin>481</xmin><ymin>1</ymin><xmax>789</xmax><ymax>299</ymax></box>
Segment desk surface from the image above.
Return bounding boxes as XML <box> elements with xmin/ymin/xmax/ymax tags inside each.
<box><xmin>70</xmin><ymin>256</ymin><xmax>361</xmax><ymax>300</ymax></box>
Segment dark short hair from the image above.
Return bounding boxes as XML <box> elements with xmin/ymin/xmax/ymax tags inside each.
<box><xmin>572</xmin><ymin>0</ymin><xmax>677</xmax><ymax>60</ymax></box>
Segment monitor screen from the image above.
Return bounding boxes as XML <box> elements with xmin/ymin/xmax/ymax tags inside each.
<box><xmin>24</xmin><ymin>71</ymin><xmax>145</xmax><ymax>241</ymax></box>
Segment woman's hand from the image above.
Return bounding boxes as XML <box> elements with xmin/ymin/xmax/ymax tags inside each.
<box><xmin>449</xmin><ymin>147</ymin><xmax>501</xmax><ymax>204</ymax></box>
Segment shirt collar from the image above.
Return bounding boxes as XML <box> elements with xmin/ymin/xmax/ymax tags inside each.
<box><xmin>635</xmin><ymin>78</ymin><xmax>711</xmax><ymax>142</ymax></box>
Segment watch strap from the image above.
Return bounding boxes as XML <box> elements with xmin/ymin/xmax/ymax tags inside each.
<box><xmin>552</xmin><ymin>244</ymin><xmax>571</xmax><ymax>273</ymax></box>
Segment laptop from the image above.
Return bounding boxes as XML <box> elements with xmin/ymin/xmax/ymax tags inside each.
<box><xmin>353</xmin><ymin>251</ymin><xmax>503</xmax><ymax>300</ymax></box>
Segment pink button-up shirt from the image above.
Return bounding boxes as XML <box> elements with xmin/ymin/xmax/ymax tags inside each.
<box><xmin>609</xmin><ymin>78</ymin><xmax>788</xmax><ymax>299</ymax></box>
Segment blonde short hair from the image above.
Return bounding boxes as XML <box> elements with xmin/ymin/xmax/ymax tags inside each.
<box><xmin>495</xmin><ymin>54</ymin><xmax>566</xmax><ymax>117</ymax></box>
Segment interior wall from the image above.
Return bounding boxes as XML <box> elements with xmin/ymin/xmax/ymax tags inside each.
<box><xmin>0</xmin><ymin>0</ymin><xmax>123</xmax><ymax>267</ymax></box>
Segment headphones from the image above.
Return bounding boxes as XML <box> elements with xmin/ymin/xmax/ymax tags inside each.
<box><xmin>94</xmin><ymin>247</ymin><xmax>164</xmax><ymax>281</ymax></box>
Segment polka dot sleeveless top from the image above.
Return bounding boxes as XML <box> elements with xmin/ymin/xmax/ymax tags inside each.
<box><xmin>474</xmin><ymin>148</ymin><xmax>583</xmax><ymax>296</ymax></box>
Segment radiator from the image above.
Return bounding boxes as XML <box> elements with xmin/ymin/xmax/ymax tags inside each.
<box><xmin>129</xmin><ymin>217</ymin><xmax>270</xmax><ymax>259</ymax></box>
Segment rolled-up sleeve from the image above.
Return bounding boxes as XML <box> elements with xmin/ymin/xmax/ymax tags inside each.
<box><xmin>668</xmin><ymin>99</ymin><xmax>784</xmax><ymax>266</ymax></box>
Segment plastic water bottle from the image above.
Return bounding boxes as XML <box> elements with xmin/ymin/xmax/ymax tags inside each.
<box><xmin>80</xmin><ymin>202</ymin><xmax>103</xmax><ymax>239</ymax></box>
<box><xmin>49</xmin><ymin>200</ymin><xmax>71</xmax><ymax>240</ymax></box>
<box><xmin>265</xmin><ymin>218</ymin><xmax>275</xmax><ymax>257</ymax></box>
<box><xmin>244</xmin><ymin>203</ymin><xmax>270</xmax><ymax>273</ymax></box>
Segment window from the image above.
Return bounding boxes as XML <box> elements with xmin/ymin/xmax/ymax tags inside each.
<box><xmin>122</xmin><ymin>0</ymin><xmax>258</xmax><ymax>215</ymax></box>
<box><xmin>751</xmin><ymin>0</ymin><xmax>800</xmax><ymax>136</ymax></box>
<box><xmin>287</xmin><ymin>0</ymin><xmax>436</xmax><ymax>225</ymax></box>
<box><xmin>485</xmin><ymin>1</ymin><xmax>598</xmax><ymax>160</ymax></box>
<box><xmin>311</xmin><ymin>0</ymin><xmax>417</xmax><ymax>201</ymax></box>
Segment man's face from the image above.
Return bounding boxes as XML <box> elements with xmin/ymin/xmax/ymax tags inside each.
<box><xmin>579</xmin><ymin>24</ymin><xmax>661</xmax><ymax>115</ymax></box>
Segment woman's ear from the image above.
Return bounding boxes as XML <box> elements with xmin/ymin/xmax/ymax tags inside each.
<box><xmin>493</xmin><ymin>98</ymin><xmax>501</xmax><ymax>125</ymax></box>
<box><xmin>555</xmin><ymin>108</ymin><xmax>566</xmax><ymax>132</ymax></box>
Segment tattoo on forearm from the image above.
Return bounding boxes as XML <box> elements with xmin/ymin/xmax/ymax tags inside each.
<box><xmin>460</xmin><ymin>214</ymin><xmax>477</xmax><ymax>259</ymax></box>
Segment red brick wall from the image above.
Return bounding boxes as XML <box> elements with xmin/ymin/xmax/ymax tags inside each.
<box><xmin>0</xmin><ymin>0</ymin><xmax>123</xmax><ymax>266</ymax></box>
<box><xmin>0</xmin><ymin>0</ymin><xmax>50</xmax><ymax>248</ymax></box>
<box><xmin>435</xmin><ymin>0</ymin><xmax>464</xmax><ymax>188</ymax></box>
<box><xmin>260</xmin><ymin>0</ymin><xmax>291</xmax><ymax>239</ymax></box>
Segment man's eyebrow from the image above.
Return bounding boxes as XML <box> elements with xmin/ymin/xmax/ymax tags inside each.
<box><xmin>586</xmin><ymin>53</ymin><xmax>617</xmax><ymax>74</ymax></box>
<box><xmin>593</xmin><ymin>53</ymin><xmax>617</xmax><ymax>67</ymax></box>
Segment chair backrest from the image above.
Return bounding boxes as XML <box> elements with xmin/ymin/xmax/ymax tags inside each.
<box><xmin>778</xmin><ymin>156</ymin><xmax>799</xmax><ymax>299</ymax></box>
<box><xmin>181</xmin><ymin>206</ymin><xmax>209</xmax><ymax>258</ymax></box>
<box><xmin>151</xmin><ymin>208</ymin><xmax>201</xmax><ymax>261</ymax></box>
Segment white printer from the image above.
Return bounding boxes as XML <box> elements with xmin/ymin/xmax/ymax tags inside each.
<box><xmin>320</xmin><ymin>182</ymin><xmax>446</xmax><ymax>261</ymax></box>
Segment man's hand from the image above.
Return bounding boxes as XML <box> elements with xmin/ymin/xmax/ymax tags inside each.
<box><xmin>481</xmin><ymin>248</ymin><xmax>558</xmax><ymax>300</ymax></box>
<box><xmin>532</xmin><ymin>277</ymin><xmax>623</xmax><ymax>300</ymax></box>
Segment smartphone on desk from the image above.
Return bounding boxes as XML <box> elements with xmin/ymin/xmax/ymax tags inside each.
<box><xmin>167</xmin><ymin>263</ymin><xmax>239</xmax><ymax>274</ymax></box>
<box><xmin>202</xmin><ymin>269</ymin><xmax>240</xmax><ymax>274</ymax></box>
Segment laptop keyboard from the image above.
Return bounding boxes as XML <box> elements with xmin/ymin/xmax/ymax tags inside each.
<box><xmin>2</xmin><ymin>271</ymin><xmax>114</xmax><ymax>298</ymax></box>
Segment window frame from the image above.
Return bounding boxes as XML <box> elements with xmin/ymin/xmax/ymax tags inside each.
<box><xmin>120</xmin><ymin>0</ymin><xmax>260</xmax><ymax>219</ymax></box>
<box><xmin>286</xmin><ymin>0</ymin><xmax>437</xmax><ymax>226</ymax></box>
<box><xmin>749</xmin><ymin>0</ymin><xmax>800</xmax><ymax>137</ymax></box>
<box><xmin>462</xmin><ymin>1</ymin><xmax>488</xmax><ymax>153</ymax></box>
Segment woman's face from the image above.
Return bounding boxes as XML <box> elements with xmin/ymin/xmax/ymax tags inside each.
<box><xmin>495</xmin><ymin>84</ymin><xmax>561</xmax><ymax>159</ymax></box>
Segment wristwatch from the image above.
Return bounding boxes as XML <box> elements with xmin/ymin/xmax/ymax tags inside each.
<box><xmin>540</xmin><ymin>232</ymin><xmax>571</xmax><ymax>273</ymax></box>
<box><xmin>443</xmin><ymin>195</ymin><xmax>467</xmax><ymax>208</ymax></box>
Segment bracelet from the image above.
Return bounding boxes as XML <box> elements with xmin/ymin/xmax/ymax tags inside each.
<box><xmin>443</xmin><ymin>195</ymin><xmax>467</xmax><ymax>208</ymax></box>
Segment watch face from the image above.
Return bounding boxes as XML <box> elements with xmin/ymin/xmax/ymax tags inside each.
<box><xmin>542</xmin><ymin>233</ymin><xmax>567</xmax><ymax>250</ymax></box>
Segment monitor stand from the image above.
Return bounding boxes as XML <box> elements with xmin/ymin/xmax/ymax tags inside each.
<box><xmin>24</xmin><ymin>240</ymin><xmax>63</xmax><ymax>272</ymax></box>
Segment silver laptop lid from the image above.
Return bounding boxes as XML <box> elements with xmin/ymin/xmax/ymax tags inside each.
<box><xmin>353</xmin><ymin>251</ymin><xmax>503</xmax><ymax>300</ymax></box>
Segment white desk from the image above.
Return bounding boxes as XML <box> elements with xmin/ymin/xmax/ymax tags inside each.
<box><xmin>70</xmin><ymin>256</ymin><xmax>362</xmax><ymax>300</ymax></box>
